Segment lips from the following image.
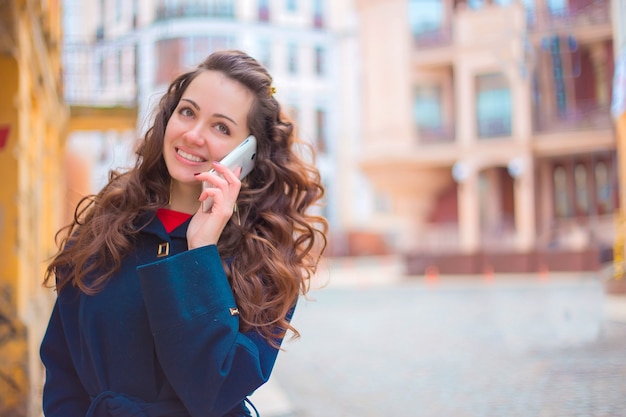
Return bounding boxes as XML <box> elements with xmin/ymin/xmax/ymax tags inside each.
<box><xmin>176</xmin><ymin>148</ymin><xmax>206</xmax><ymax>163</ymax></box>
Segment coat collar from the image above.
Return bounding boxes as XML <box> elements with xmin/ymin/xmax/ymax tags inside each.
<box><xmin>135</xmin><ymin>210</ymin><xmax>191</xmax><ymax>240</ymax></box>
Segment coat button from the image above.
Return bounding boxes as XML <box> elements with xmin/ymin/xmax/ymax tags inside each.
<box><xmin>156</xmin><ymin>242</ymin><xmax>169</xmax><ymax>257</ymax></box>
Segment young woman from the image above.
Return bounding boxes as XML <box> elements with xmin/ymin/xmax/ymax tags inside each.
<box><xmin>40</xmin><ymin>50</ymin><xmax>327</xmax><ymax>417</ymax></box>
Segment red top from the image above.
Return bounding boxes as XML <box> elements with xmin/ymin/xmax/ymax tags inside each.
<box><xmin>156</xmin><ymin>208</ymin><xmax>192</xmax><ymax>233</ymax></box>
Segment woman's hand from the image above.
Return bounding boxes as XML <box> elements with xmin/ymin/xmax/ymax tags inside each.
<box><xmin>187</xmin><ymin>162</ymin><xmax>242</xmax><ymax>249</ymax></box>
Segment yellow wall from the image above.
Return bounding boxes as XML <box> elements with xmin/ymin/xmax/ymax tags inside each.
<box><xmin>0</xmin><ymin>53</ymin><xmax>29</xmax><ymax>417</ymax></box>
<box><xmin>0</xmin><ymin>1</ymin><xmax>68</xmax><ymax>415</ymax></box>
<box><xmin>0</xmin><ymin>57</ymin><xmax>19</xmax><ymax>304</ymax></box>
<box><xmin>615</xmin><ymin>112</ymin><xmax>626</xmax><ymax>279</ymax></box>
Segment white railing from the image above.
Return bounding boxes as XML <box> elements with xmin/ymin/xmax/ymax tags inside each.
<box><xmin>63</xmin><ymin>42</ymin><xmax>137</xmax><ymax>108</ymax></box>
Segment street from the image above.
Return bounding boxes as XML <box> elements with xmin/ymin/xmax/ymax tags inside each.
<box><xmin>255</xmin><ymin>258</ymin><xmax>626</xmax><ymax>417</ymax></box>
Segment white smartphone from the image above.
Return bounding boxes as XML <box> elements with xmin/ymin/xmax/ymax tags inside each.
<box><xmin>201</xmin><ymin>135</ymin><xmax>257</xmax><ymax>213</ymax></box>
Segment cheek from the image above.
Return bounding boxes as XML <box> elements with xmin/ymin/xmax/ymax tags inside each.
<box><xmin>163</xmin><ymin>123</ymin><xmax>176</xmax><ymax>146</ymax></box>
<box><xmin>213</xmin><ymin>143</ymin><xmax>238</xmax><ymax>162</ymax></box>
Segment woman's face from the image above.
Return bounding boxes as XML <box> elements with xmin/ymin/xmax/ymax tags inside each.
<box><xmin>163</xmin><ymin>70</ymin><xmax>254</xmax><ymax>186</ymax></box>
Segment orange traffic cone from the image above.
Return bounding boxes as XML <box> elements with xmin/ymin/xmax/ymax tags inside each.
<box><xmin>425</xmin><ymin>265</ymin><xmax>440</xmax><ymax>288</ymax></box>
<box><xmin>483</xmin><ymin>264</ymin><xmax>494</xmax><ymax>283</ymax></box>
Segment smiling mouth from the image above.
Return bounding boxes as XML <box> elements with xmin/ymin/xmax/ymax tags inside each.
<box><xmin>176</xmin><ymin>148</ymin><xmax>206</xmax><ymax>163</ymax></box>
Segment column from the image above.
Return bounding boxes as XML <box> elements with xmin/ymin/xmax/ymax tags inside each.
<box><xmin>458</xmin><ymin>170</ymin><xmax>480</xmax><ymax>253</ymax></box>
<box><xmin>513</xmin><ymin>157</ymin><xmax>536</xmax><ymax>251</ymax></box>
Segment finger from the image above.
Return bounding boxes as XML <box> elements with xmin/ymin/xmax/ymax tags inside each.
<box><xmin>198</xmin><ymin>187</ymin><xmax>223</xmax><ymax>213</ymax></box>
<box><xmin>211</xmin><ymin>162</ymin><xmax>242</xmax><ymax>185</ymax></box>
<box><xmin>194</xmin><ymin>171</ymin><xmax>213</xmax><ymax>182</ymax></box>
<box><xmin>195</xmin><ymin>170</ymin><xmax>228</xmax><ymax>190</ymax></box>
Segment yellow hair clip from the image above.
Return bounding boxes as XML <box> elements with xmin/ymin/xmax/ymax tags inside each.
<box><xmin>269</xmin><ymin>86</ymin><xmax>277</xmax><ymax>97</ymax></box>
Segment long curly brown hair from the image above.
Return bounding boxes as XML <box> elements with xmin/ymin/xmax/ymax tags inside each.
<box><xmin>45</xmin><ymin>50</ymin><xmax>328</xmax><ymax>344</ymax></box>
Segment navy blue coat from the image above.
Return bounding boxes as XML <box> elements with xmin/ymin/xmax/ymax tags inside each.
<box><xmin>40</xmin><ymin>213</ymin><xmax>288</xmax><ymax>417</ymax></box>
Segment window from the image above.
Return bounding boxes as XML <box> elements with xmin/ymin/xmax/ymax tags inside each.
<box><xmin>183</xmin><ymin>37</ymin><xmax>210</xmax><ymax>69</ymax></box>
<box><xmin>157</xmin><ymin>0</ymin><xmax>181</xmax><ymax>19</ymax></box>
<box><xmin>547</xmin><ymin>0</ymin><xmax>567</xmax><ymax>16</ymax></box>
<box><xmin>156</xmin><ymin>38</ymin><xmax>182</xmax><ymax>84</ymax></box>
<box><xmin>595</xmin><ymin>161</ymin><xmax>614</xmax><ymax>214</ymax></box>
<box><xmin>313</xmin><ymin>0</ymin><xmax>324</xmax><ymax>28</ymax></box>
<box><xmin>519</xmin><ymin>0</ymin><xmax>536</xmax><ymax>24</ymax></box>
<box><xmin>414</xmin><ymin>85</ymin><xmax>443</xmax><ymax>131</ymax></box>
<box><xmin>183</xmin><ymin>36</ymin><xmax>234</xmax><ymax>68</ymax></box>
<box><xmin>116</xmin><ymin>49</ymin><xmax>123</xmax><ymax>84</ymax></box>
<box><xmin>551</xmin><ymin>157</ymin><xmax>616</xmax><ymax>219</ymax></box>
<box><xmin>98</xmin><ymin>55</ymin><xmax>106</xmax><ymax>88</ymax></box>
<box><xmin>132</xmin><ymin>0</ymin><xmax>138</xmax><ymax>27</ymax></box>
<box><xmin>574</xmin><ymin>163</ymin><xmax>589</xmax><ymax>214</ymax></box>
<box><xmin>157</xmin><ymin>36</ymin><xmax>235</xmax><ymax>84</ymax></box>
<box><xmin>315</xmin><ymin>108</ymin><xmax>328</xmax><ymax>153</ymax></box>
<box><xmin>408</xmin><ymin>0</ymin><xmax>443</xmax><ymax>36</ymax></box>
<box><xmin>214</xmin><ymin>0</ymin><xmax>235</xmax><ymax>17</ymax></box>
<box><xmin>553</xmin><ymin>165</ymin><xmax>570</xmax><ymax>218</ymax></box>
<box><xmin>467</xmin><ymin>0</ymin><xmax>516</xmax><ymax>8</ymax></box>
<box><xmin>467</xmin><ymin>0</ymin><xmax>484</xmax><ymax>9</ymax></box>
<box><xmin>314</xmin><ymin>46</ymin><xmax>325</xmax><ymax>76</ymax></box>
<box><xmin>476</xmin><ymin>73</ymin><xmax>512</xmax><ymax>138</ymax></box>
<box><xmin>115</xmin><ymin>0</ymin><xmax>124</xmax><ymax>22</ymax></box>
<box><xmin>259</xmin><ymin>0</ymin><xmax>270</xmax><ymax>21</ymax></box>
<box><xmin>257</xmin><ymin>39</ymin><xmax>272</xmax><ymax>69</ymax></box>
<box><xmin>286</xmin><ymin>0</ymin><xmax>297</xmax><ymax>12</ymax></box>
<box><xmin>287</xmin><ymin>43</ymin><xmax>298</xmax><ymax>75</ymax></box>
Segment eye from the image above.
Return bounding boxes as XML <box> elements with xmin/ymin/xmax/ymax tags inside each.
<box><xmin>215</xmin><ymin>123</ymin><xmax>231</xmax><ymax>135</ymax></box>
<box><xmin>178</xmin><ymin>106</ymin><xmax>195</xmax><ymax>118</ymax></box>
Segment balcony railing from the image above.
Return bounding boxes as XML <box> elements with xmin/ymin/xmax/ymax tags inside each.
<box><xmin>534</xmin><ymin>100</ymin><xmax>612</xmax><ymax>133</ymax></box>
<box><xmin>477</xmin><ymin>116</ymin><xmax>512</xmax><ymax>139</ymax></box>
<box><xmin>528</xmin><ymin>0</ymin><xmax>610</xmax><ymax>32</ymax></box>
<box><xmin>418</xmin><ymin>125</ymin><xmax>456</xmax><ymax>144</ymax></box>
<box><xmin>155</xmin><ymin>1</ymin><xmax>235</xmax><ymax>21</ymax></box>
<box><xmin>63</xmin><ymin>43</ymin><xmax>137</xmax><ymax>108</ymax></box>
<box><xmin>414</xmin><ymin>27</ymin><xmax>453</xmax><ymax>49</ymax></box>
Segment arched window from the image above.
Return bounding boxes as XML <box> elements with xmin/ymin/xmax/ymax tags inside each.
<box><xmin>574</xmin><ymin>163</ymin><xmax>589</xmax><ymax>214</ymax></box>
<box><xmin>553</xmin><ymin>166</ymin><xmax>569</xmax><ymax>217</ymax></box>
<box><xmin>595</xmin><ymin>161</ymin><xmax>613</xmax><ymax>214</ymax></box>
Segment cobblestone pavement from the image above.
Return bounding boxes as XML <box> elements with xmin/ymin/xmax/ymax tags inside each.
<box><xmin>268</xmin><ymin>270</ymin><xmax>626</xmax><ymax>417</ymax></box>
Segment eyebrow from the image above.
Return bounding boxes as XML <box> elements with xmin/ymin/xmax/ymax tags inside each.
<box><xmin>180</xmin><ymin>98</ymin><xmax>238</xmax><ymax>126</ymax></box>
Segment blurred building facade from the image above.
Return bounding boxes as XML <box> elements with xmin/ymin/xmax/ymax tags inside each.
<box><xmin>62</xmin><ymin>0</ymin><xmax>362</xmax><ymax>254</ymax></box>
<box><xmin>611</xmin><ymin>0</ymin><xmax>626</xmax><ymax>283</ymax></box>
<box><xmin>356</xmin><ymin>0</ymin><xmax>616</xmax><ymax>273</ymax></box>
<box><xmin>0</xmin><ymin>0</ymin><xmax>66</xmax><ymax>415</ymax></box>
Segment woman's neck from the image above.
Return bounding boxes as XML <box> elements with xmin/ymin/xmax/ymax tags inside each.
<box><xmin>168</xmin><ymin>181</ymin><xmax>201</xmax><ymax>214</ymax></box>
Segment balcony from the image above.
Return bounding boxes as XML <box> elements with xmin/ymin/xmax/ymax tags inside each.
<box><xmin>418</xmin><ymin>125</ymin><xmax>456</xmax><ymax>145</ymax></box>
<box><xmin>412</xmin><ymin>26</ymin><xmax>455</xmax><ymax>67</ymax></box>
<box><xmin>534</xmin><ymin>100</ymin><xmax>612</xmax><ymax>133</ymax></box>
<box><xmin>63</xmin><ymin>43</ymin><xmax>138</xmax><ymax>131</ymax></box>
<box><xmin>414</xmin><ymin>27</ymin><xmax>453</xmax><ymax>49</ymax></box>
<box><xmin>529</xmin><ymin>0</ymin><xmax>610</xmax><ymax>33</ymax></box>
<box><xmin>155</xmin><ymin>1</ymin><xmax>235</xmax><ymax>21</ymax></box>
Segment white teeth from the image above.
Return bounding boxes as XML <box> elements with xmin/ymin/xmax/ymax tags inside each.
<box><xmin>176</xmin><ymin>149</ymin><xmax>204</xmax><ymax>163</ymax></box>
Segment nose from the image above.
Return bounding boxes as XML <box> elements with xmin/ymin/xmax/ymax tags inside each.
<box><xmin>182</xmin><ymin>123</ymin><xmax>205</xmax><ymax>145</ymax></box>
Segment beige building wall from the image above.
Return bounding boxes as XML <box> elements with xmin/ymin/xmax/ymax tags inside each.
<box><xmin>357</xmin><ymin>0</ymin><xmax>453</xmax><ymax>249</ymax></box>
<box><xmin>356</xmin><ymin>0</ymin><xmax>616</xmax><ymax>273</ymax></box>
<box><xmin>612</xmin><ymin>0</ymin><xmax>626</xmax><ymax>280</ymax></box>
